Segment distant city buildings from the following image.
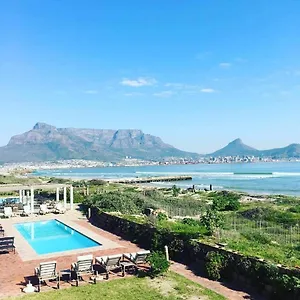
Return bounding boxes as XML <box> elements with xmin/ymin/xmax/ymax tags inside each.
<box><xmin>0</xmin><ymin>156</ymin><xmax>299</xmax><ymax>175</ymax></box>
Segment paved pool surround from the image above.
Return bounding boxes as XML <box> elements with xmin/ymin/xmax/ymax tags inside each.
<box><xmin>1</xmin><ymin>210</ymin><xmax>120</xmax><ymax>261</ymax></box>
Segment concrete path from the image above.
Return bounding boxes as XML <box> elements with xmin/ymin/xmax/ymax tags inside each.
<box><xmin>170</xmin><ymin>262</ymin><xmax>265</xmax><ymax>300</ymax></box>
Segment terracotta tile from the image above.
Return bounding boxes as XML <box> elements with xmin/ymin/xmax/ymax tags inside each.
<box><xmin>0</xmin><ymin>219</ymin><xmax>142</xmax><ymax>298</ymax></box>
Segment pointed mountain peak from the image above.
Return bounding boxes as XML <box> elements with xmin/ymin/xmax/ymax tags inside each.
<box><xmin>229</xmin><ymin>138</ymin><xmax>243</xmax><ymax>145</ymax></box>
<box><xmin>209</xmin><ymin>138</ymin><xmax>258</xmax><ymax>157</ymax></box>
<box><xmin>33</xmin><ymin>122</ymin><xmax>56</xmax><ymax>131</ymax></box>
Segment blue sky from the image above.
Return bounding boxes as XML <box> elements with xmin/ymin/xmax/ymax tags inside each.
<box><xmin>1</xmin><ymin>1</ymin><xmax>300</xmax><ymax>153</ymax></box>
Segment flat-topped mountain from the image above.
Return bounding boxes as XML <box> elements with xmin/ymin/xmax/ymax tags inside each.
<box><xmin>0</xmin><ymin>122</ymin><xmax>200</xmax><ymax>162</ymax></box>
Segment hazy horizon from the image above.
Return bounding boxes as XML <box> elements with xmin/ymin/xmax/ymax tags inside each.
<box><xmin>1</xmin><ymin>1</ymin><xmax>300</xmax><ymax>153</ymax></box>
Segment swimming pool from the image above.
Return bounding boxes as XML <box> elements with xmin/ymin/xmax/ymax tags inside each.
<box><xmin>15</xmin><ymin>220</ymin><xmax>101</xmax><ymax>255</ymax></box>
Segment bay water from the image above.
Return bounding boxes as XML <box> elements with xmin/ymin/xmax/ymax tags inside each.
<box><xmin>34</xmin><ymin>162</ymin><xmax>300</xmax><ymax>196</ymax></box>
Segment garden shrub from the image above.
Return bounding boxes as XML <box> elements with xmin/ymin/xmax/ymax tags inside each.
<box><xmin>147</xmin><ymin>251</ymin><xmax>170</xmax><ymax>278</ymax></box>
<box><xmin>200</xmin><ymin>209</ymin><xmax>224</xmax><ymax>235</ymax></box>
<box><xmin>205</xmin><ymin>251</ymin><xmax>227</xmax><ymax>281</ymax></box>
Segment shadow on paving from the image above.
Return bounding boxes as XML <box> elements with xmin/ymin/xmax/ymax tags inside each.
<box><xmin>187</xmin><ymin>262</ymin><xmax>266</xmax><ymax>300</ymax></box>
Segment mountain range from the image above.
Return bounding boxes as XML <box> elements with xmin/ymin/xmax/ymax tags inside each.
<box><xmin>0</xmin><ymin>122</ymin><xmax>200</xmax><ymax>163</ymax></box>
<box><xmin>0</xmin><ymin>123</ymin><xmax>300</xmax><ymax>163</ymax></box>
<box><xmin>208</xmin><ymin>138</ymin><xmax>300</xmax><ymax>158</ymax></box>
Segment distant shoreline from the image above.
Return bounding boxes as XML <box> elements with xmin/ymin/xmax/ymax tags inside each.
<box><xmin>2</xmin><ymin>158</ymin><xmax>300</xmax><ymax>176</ymax></box>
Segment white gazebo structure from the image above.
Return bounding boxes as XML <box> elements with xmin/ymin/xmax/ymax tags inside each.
<box><xmin>0</xmin><ymin>183</ymin><xmax>74</xmax><ymax>214</ymax></box>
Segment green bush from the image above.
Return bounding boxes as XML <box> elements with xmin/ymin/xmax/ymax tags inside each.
<box><xmin>242</xmin><ymin>231</ymin><xmax>272</xmax><ymax>244</ymax></box>
<box><xmin>239</xmin><ymin>207</ymin><xmax>299</xmax><ymax>226</ymax></box>
<box><xmin>84</xmin><ymin>188</ymin><xmax>206</xmax><ymax>217</ymax></box>
<box><xmin>211</xmin><ymin>191</ymin><xmax>240</xmax><ymax>211</ymax></box>
<box><xmin>205</xmin><ymin>252</ymin><xmax>226</xmax><ymax>281</ymax></box>
<box><xmin>182</xmin><ymin>218</ymin><xmax>202</xmax><ymax>226</ymax></box>
<box><xmin>288</xmin><ymin>205</ymin><xmax>300</xmax><ymax>213</ymax></box>
<box><xmin>171</xmin><ymin>185</ymin><xmax>180</xmax><ymax>197</ymax></box>
<box><xmin>88</xmin><ymin>179</ymin><xmax>107</xmax><ymax>186</ymax></box>
<box><xmin>157</xmin><ymin>212</ymin><xmax>168</xmax><ymax>222</ymax></box>
<box><xmin>200</xmin><ymin>209</ymin><xmax>224</xmax><ymax>235</ymax></box>
<box><xmin>147</xmin><ymin>251</ymin><xmax>170</xmax><ymax>277</ymax></box>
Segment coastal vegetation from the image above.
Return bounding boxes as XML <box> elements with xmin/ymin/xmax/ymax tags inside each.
<box><xmin>0</xmin><ymin>174</ymin><xmax>41</xmax><ymax>185</ymax></box>
<box><xmin>82</xmin><ymin>184</ymin><xmax>300</xmax><ymax>267</ymax></box>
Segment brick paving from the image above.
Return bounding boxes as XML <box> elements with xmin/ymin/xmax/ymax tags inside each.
<box><xmin>0</xmin><ymin>217</ymin><xmax>264</xmax><ymax>300</ymax></box>
<box><xmin>0</xmin><ymin>219</ymin><xmax>142</xmax><ymax>298</ymax></box>
<box><xmin>170</xmin><ymin>262</ymin><xmax>265</xmax><ymax>300</ymax></box>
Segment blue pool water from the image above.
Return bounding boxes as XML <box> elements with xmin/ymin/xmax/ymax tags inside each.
<box><xmin>15</xmin><ymin>220</ymin><xmax>101</xmax><ymax>255</ymax></box>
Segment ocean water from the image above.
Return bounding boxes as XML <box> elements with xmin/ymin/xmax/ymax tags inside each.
<box><xmin>34</xmin><ymin>162</ymin><xmax>300</xmax><ymax>196</ymax></box>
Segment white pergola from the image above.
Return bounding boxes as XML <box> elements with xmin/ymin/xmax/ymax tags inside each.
<box><xmin>0</xmin><ymin>183</ymin><xmax>74</xmax><ymax>214</ymax></box>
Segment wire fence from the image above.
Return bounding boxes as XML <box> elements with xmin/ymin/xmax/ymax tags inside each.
<box><xmin>220</xmin><ymin>215</ymin><xmax>300</xmax><ymax>245</ymax></box>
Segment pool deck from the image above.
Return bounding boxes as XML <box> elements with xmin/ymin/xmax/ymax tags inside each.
<box><xmin>0</xmin><ymin>208</ymin><xmax>143</xmax><ymax>298</ymax></box>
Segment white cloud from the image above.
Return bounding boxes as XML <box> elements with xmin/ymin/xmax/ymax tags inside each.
<box><xmin>120</xmin><ymin>77</ymin><xmax>157</xmax><ymax>87</ymax></box>
<box><xmin>201</xmin><ymin>88</ymin><xmax>215</xmax><ymax>93</ymax></box>
<box><xmin>153</xmin><ymin>90</ymin><xmax>174</xmax><ymax>97</ymax></box>
<box><xmin>219</xmin><ymin>62</ymin><xmax>231</xmax><ymax>68</ymax></box>
<box><xmin>84</xmin><ymin>90</ymin><xmax>98</xmax><ymax>94</ymax></box>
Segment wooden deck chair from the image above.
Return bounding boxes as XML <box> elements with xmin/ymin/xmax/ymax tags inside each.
<box><xmin>71</xmin><ymin>254</ymin><xmax>95</xmax><ymax>286</ymax></box>
<box><xmin>95</xmin><ymin>254</ymin><xmax>122</xmax><ymax>279</ymax></box>
<box><xmin>34</xmin><ymin>261</ymin><xmax>59</xmax><ymax>292</ymax></box>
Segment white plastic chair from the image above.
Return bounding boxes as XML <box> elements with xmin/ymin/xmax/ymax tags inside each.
<box><xmin>22</xmin><ymin>205</ymin><xmax>31</xmax><ymax>216</ymax></box>
<box><xmin>4</xmin><ymin>207</ymin><xmax>14</xmax><ymax>218</ymax></box>
<box><xmin>39</xmin><ymin>204</ymin><xmax>49</xmax><ymax>215</ymax></box>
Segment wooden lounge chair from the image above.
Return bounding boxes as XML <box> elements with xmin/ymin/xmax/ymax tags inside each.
<box><xmin>0</xmin><ymin>237</ymin><xmax>15</xmax><ymax>253</ymax></box>
<box><xmin>54</xmin><ymin>202</ymin><xmax>66</xmax><ymax>214</ymax></box>
<box><xmin>71</xmin><ymin>254</ymin><xmax>95</xmax><ymax>286</ymax></box>
<box><xmin>22</xmin><ymin>205</ymin><xmax>31</xmax><ymax>216</ymax></box>
<box><xmin>39</xmin><ymin>204</ymin><xmax>49</xmax><ymax>215</ymax></box>
<box><xmin>123</xmin><ymin>250</ymin><xmax>151</xmax><ymax>267</ymax></box>
<box><xmin>4</xmin><ymin>207</ymin><xmax>14</xmax><ymax>218</ymax></box>
<box><xmin>95</xmin><ymin>254</ymin><xmax>122</xmax><ymax>279</ymax></box>
<box><xmin>34</xmin><ymin>261</ymin><xmax>59</xmax><ymax>292</ymax></box>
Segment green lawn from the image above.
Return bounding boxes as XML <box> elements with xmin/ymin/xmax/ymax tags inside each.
<box><xmin>9</xmin><ymin>272</ymin><xmax>225</xmax><ymax>300</ymax></box>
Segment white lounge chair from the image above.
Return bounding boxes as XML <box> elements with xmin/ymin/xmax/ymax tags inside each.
<box><xmin>34</xmin><ymin>261</ymin><xmax>59</xmax><ymax>292</ymax></box>
<box><xmin>71</xmin><ymin>254</ymin><xmax>95</xmax><ymax>286</ymax></box>
<box><xmin>39</xmin><ymin>204</ymin><xmax>49</xmax><ymax>215</ymax></box>
<box><xmin>4</xmin><ymin>207</ymin><xmax>14</xmax><ymax>218</ymax></box>
<box><xmin>95</xmin><ymin>254</ymin><xmax>122</xmax><ymax>279</ymax></box>
<box><xmin>54</xmin><ymin>202</ymin><xmax>66</xmax><ymax>214</ymax></box>
<box><xmin>22</xmin><ymin>205</ymin><xmax>31</xmax><ymax>216</ymax></box>
<box><xmin>123</xmin><ymin>250</ymin><xmax>151</xmax><ymax>267</ymax></box>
